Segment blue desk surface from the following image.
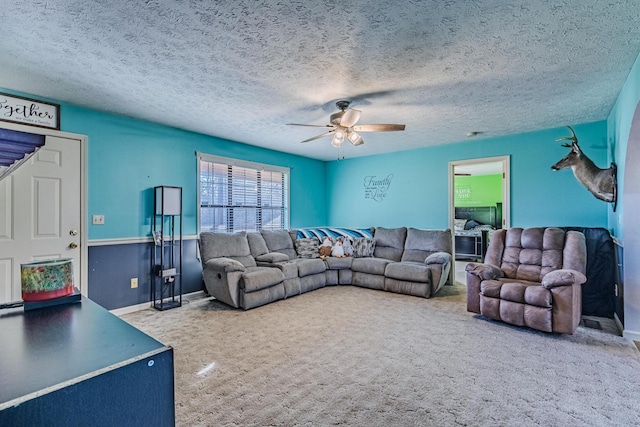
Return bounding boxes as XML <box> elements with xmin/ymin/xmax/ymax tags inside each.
<box><xmin>0</xmin><ymin>297</ymin><xmax>166</xmax><ymax>406</ymax></box>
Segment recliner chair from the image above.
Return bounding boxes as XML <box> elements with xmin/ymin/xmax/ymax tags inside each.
<box><xmin>466</xmin><ymin>227</ymin><xmax>587</xmax><ymax>334</ymax></box>
<box><xmin>198</xmin><ymin>231</ymin><xmax>286</xmax><ymax>309</ymax></box>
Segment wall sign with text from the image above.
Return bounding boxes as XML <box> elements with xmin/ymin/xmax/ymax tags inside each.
<box><xmin>0</xmin><ymin>92</ymin><xmax>60</xmax><ymax>130</ymax></box>
<box><xmin>364</xmin><ymin>174</ymin><xmax>393</xmax><ymax>202</ymax></box>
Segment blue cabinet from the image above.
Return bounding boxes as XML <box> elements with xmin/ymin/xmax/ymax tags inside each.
<box><xmin>0</xmin><ymin>297</ymin><xmax>175</xmax><ymax>426</ymax></box>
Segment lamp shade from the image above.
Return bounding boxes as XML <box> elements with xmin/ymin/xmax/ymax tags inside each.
<box><xmin>21</xmin><ymin>259</ymin><xmax>74</xmax><ymax>302</ymax></box>
<box><xmin>155</xmin><ymin>186</ymin><xmax>182</xmax><ymax>216</ymax></box>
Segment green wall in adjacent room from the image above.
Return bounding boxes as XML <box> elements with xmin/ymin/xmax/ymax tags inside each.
<box><xmin>454</xmin><ymin>174</ymin><xmax>502</xmax><ymax>207</ymax></box>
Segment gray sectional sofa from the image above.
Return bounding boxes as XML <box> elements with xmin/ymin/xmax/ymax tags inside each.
<box><xmin>198</xmin><ymin>227</ymin><xmax>453</xmax><ymax>310</ymax></box>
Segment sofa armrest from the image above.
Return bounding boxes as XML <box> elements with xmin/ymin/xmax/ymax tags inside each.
<box><xmin>465</xmin><ymin>263</ymin><xmax>504</xmax><ymax>280</ymax></box>
<box><xmin>255</xmin><ymin>252</ymin><xmax>290</xmax><ymax>263</ymax></box>
<box><xmin>204</xmin><ymin>257</ymin><xmax>245</xmax><ymax>273</ymax></box>
<box><xmin>425</xmin><ymin>251</ymin><xmax>451</xmax><ymax>265</ymax></box>
<box><xmin>541</xmin><ymin>269</ymin><xmax>587</xmax><ymax>289</ymax></box>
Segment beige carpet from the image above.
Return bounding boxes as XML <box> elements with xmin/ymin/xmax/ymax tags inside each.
<box><xmin>122</xmin><ymin>282</ymin><xmax>640</xmax><ymax>426</ymax></box>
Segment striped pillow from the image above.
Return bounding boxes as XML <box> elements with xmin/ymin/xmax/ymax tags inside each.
<box><xmin>297</xmin><ymin>227</ymin><xmax>373</xmax><ymax>241</ymax></box>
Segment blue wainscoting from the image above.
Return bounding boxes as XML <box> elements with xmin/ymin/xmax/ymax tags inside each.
<box><xmin>88</xmin><ymin>239</ymin><xmax>204</xmax><ymax>310</ymax></box>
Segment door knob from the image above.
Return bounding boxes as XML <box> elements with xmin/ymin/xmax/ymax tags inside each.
<box><xmin>69</xmin><ymin>242</ymin><xmax>78</xmax><ymax>249</ymax></box>
<box><xmin>70</xmin><ymin>229</ymin><xmax>78</xmax><ymax>236</ymax></box>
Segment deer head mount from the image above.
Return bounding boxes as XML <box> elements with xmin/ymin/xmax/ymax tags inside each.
<box><xmin>551</xmin><ymin>126</ymin><xmax>617</xmax><ymax>211</ymax></box>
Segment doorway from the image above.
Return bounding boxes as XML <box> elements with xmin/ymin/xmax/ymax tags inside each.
<box><xmin>0</xmin><ymin>123</ymin><xmax>87</xmax><ymax>303</ymax></box>
<box><xmin>448</xmin><ymin>156</ymin><xmax>510</xmax><ymax>284</ymax></box>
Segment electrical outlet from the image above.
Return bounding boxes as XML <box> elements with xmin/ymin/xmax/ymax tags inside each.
<box><xmin>92</xmin><ymin>214</ymin><xmax>105</xmax><ymax>225</ymax></box>
<box><xmin>130</xmin><ymin>278</ymin><xmax>138</xmax><ymax>289</ymax></box>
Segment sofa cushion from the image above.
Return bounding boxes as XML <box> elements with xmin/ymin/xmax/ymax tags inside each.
<box><xmin>401</xmin><ymin>228</ymin><xmax>452</xmax><ymax>263</ymax></box>
<box><xmin>480</xmin><ymin>279</ymin><xmax>552</xmax><ymax>309</ymax></box>
<box><xmin>351</xmin><ymin>257</ymin><xmax>392</xmax><ymax>275</ymax></box>
<box><xmin>385</xmin><ymin>261</ymin><xmax>431</xmax><ymax>283</ymax></box>
<box><xmin>352</xmin><ymin>237</ymin><xmax>376</xmax><ymax>258</ymax></box>
<box><xmin>324</xmin><ymin>257</ymin><xmax>353</xmax><ymax>270</ymax></box>
<box><xmin>199</xmin><ymin>231</ymin><xmax>256</xmax><ymax>268</ymax></box>
<box><xmin>261</xmin><ymin>230</ymin><xmax>297</xmax><ymax>260</ymax></box>
<box><xmin>295</xmin><ymin>238</ymin><xmax>320</xmax><ymax>258</ymax></box>
<box><xmin>373</xmin><ymin>227</ymin><xmax>407</xmax><ymax>261</ymax></box>
<box><xmin>240</xmin><ymin>267</ymin><xmax>284</xmax><ymax>292</ymax></box>
<box><xmin>500</xmin><ymin>282</ymin><xmax>527</xmax><ymax>303</ymax></box>
<box><xmin>276</xmin><ymin>262</ymin><xmax>299</xmax><ymax>280</ymax></box>
<box><xmin>247</xmin><ymin>233</ymin><xmax>269</xmax><ymax>257</ymax></box>
<box><xmin>255</xmin><ymin>252</ymin><xmax>290</xmax><ymax>263</ymax></box>
<box><xmin>500</xmin><ymin>228</ymin><xmax>567</xmax><ymax>282</ymax></box>
<box><xmin>524</xmin><ymin>286</ymin><xmax>552</xmax><ymax>308</ymax></box>
<box><xmin>480</xmin><ymin>280</ymin><xmax>502</xmax><ymax>298</ymax></box>
<box><xmin>290</xmin><ymin>258</ymin><xmax>326</xmax><ymax>276</ymax></box>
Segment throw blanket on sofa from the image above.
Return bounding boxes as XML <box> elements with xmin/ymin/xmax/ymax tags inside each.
<box><xmin>296</xmin><ymin>227</ymin><xmax>373</xmax><ymax>240</ymax></box>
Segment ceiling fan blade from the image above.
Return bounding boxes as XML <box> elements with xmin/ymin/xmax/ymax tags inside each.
<box><xmin>287</xmin><ymin>123</ymin><xmax>333</xmax><ymax>128</ymax></box>
<box><xmin>339</xmin><ymin>109</ymin><xmax>362</xmax><ymax>128</ymax></box>
<box><xmin>353</xmin><ymin>124</ymin><xmax>406</xmax><ymax>132</ymax></box>
<box><xmin>301</xmin><ymin>130</ymin><xmax>335</xmax><ymax>143</ymax></box>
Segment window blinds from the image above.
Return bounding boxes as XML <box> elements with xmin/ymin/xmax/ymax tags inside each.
<box><xmin>199</xmin><ymin>155</ymin><xmax>288</xmax><ymax>233</ymax></box>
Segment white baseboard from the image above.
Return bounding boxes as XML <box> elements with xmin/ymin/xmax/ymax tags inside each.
<box><xmin>110</xmin><ymin>301</ymin><xmax>153</xmax><ymax>316</ymax></box>
<box><xmin>110</xmin><ymin>290</ymin><xmax>208</xmax><ymax>316</ymax></box>
<box><xmin>622</xmin><ymin>328</ymin><xmax>640</xmax><ymax>343</ymax></box>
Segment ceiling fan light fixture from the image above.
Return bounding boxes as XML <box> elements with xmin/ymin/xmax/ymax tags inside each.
<box><xmin>288</xmin><ymin>100</ymin><xmax>405</xmax><ymax>148</ymax></box>
<box><xmin>347</xmin><ymin>130</ymin><xmax>364</xmax><ymax>146</ymax></box>
<box><xmin>331</xmin><ymin>129</ymin><xmax>345</xmax><ymax>147</ymax></box>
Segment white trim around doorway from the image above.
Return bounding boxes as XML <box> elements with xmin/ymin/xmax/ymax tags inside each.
<box><xmin>0</xmin><ymin>121</ymin><xmax>88</xmax><ymax>297</ymax></box>
<box><xmin>448</xmin><ymin>155</ymin><xmax>510</xmax><ymax>284</ymax></box>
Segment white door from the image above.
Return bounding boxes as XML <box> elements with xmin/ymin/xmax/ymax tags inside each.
<box><xmin>0</xmin><ymin>135</ymin><xmax>81</xmax><ymax>303</ymax></box>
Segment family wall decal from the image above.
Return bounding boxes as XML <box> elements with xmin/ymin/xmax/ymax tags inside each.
<box><xmin>364</xmin><ymin>174</ymin><xmax>393</xmax><ymax>202</ymax></box>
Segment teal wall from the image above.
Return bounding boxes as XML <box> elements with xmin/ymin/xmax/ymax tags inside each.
<box><xmin>1</xmin><ymin>86</ymin><xmax>611</xmax><ymax>236</ymax></box>
<box><xmin>0</xmin><ymin>88</ymin><xmax>328</xmax><ymax>239</ymax></box>
<box><xmin>454</xmin><ymin>174</ymin><xmax>502</xmax><ymax>207</ymax></box>
<box><xmin>0</xmin><ymin>85</ymin><xmax>621</xmax><ymax>312</ymax></box>
<box><xmin>326</xmin><ymin>122</ymin><xmax>609</xmax><ymax>229</ymax></box>
<box><xmin>608</xmin><ymin>52</ymin><xmax>640</xmax><ymax>241</ymax></box>
<box><xmin>62</xmin><ymin>105</ymin><xmax>328</xmax><ymax>239</ymax></box>
<box><xmin>606</xmin><ymin>50</ymin><xmax>640</xmax><ymax>339</ymax></box>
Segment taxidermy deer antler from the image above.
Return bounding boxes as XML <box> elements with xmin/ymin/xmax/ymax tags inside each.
<box><xmin>551</xmin><ymin>126</ymin><xmax>617</xmax><ymax>211</ymax></box>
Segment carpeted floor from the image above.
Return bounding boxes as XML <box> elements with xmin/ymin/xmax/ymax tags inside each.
<box><xmin>121</xmin><ymin>281</ymin><xmax>640</xmax><ymax>426</ymax></box>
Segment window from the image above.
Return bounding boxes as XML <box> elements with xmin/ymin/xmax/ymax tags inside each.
<box><xmin>198</xmin><ymin>153</ymin><xmax>289</xmax><ymax>233</ymax></box>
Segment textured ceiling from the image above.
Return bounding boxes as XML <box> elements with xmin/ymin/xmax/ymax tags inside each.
<box><xmin>1</xmin><ymin>1</ymin><xmax>639</xmax><ymax>161</ymax></box>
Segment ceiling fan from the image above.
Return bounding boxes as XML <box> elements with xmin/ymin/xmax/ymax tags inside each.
<box><xmin>287</xmin><ymin>100</ymin><xmax>406</xmax><ymax>147</ymax></box>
